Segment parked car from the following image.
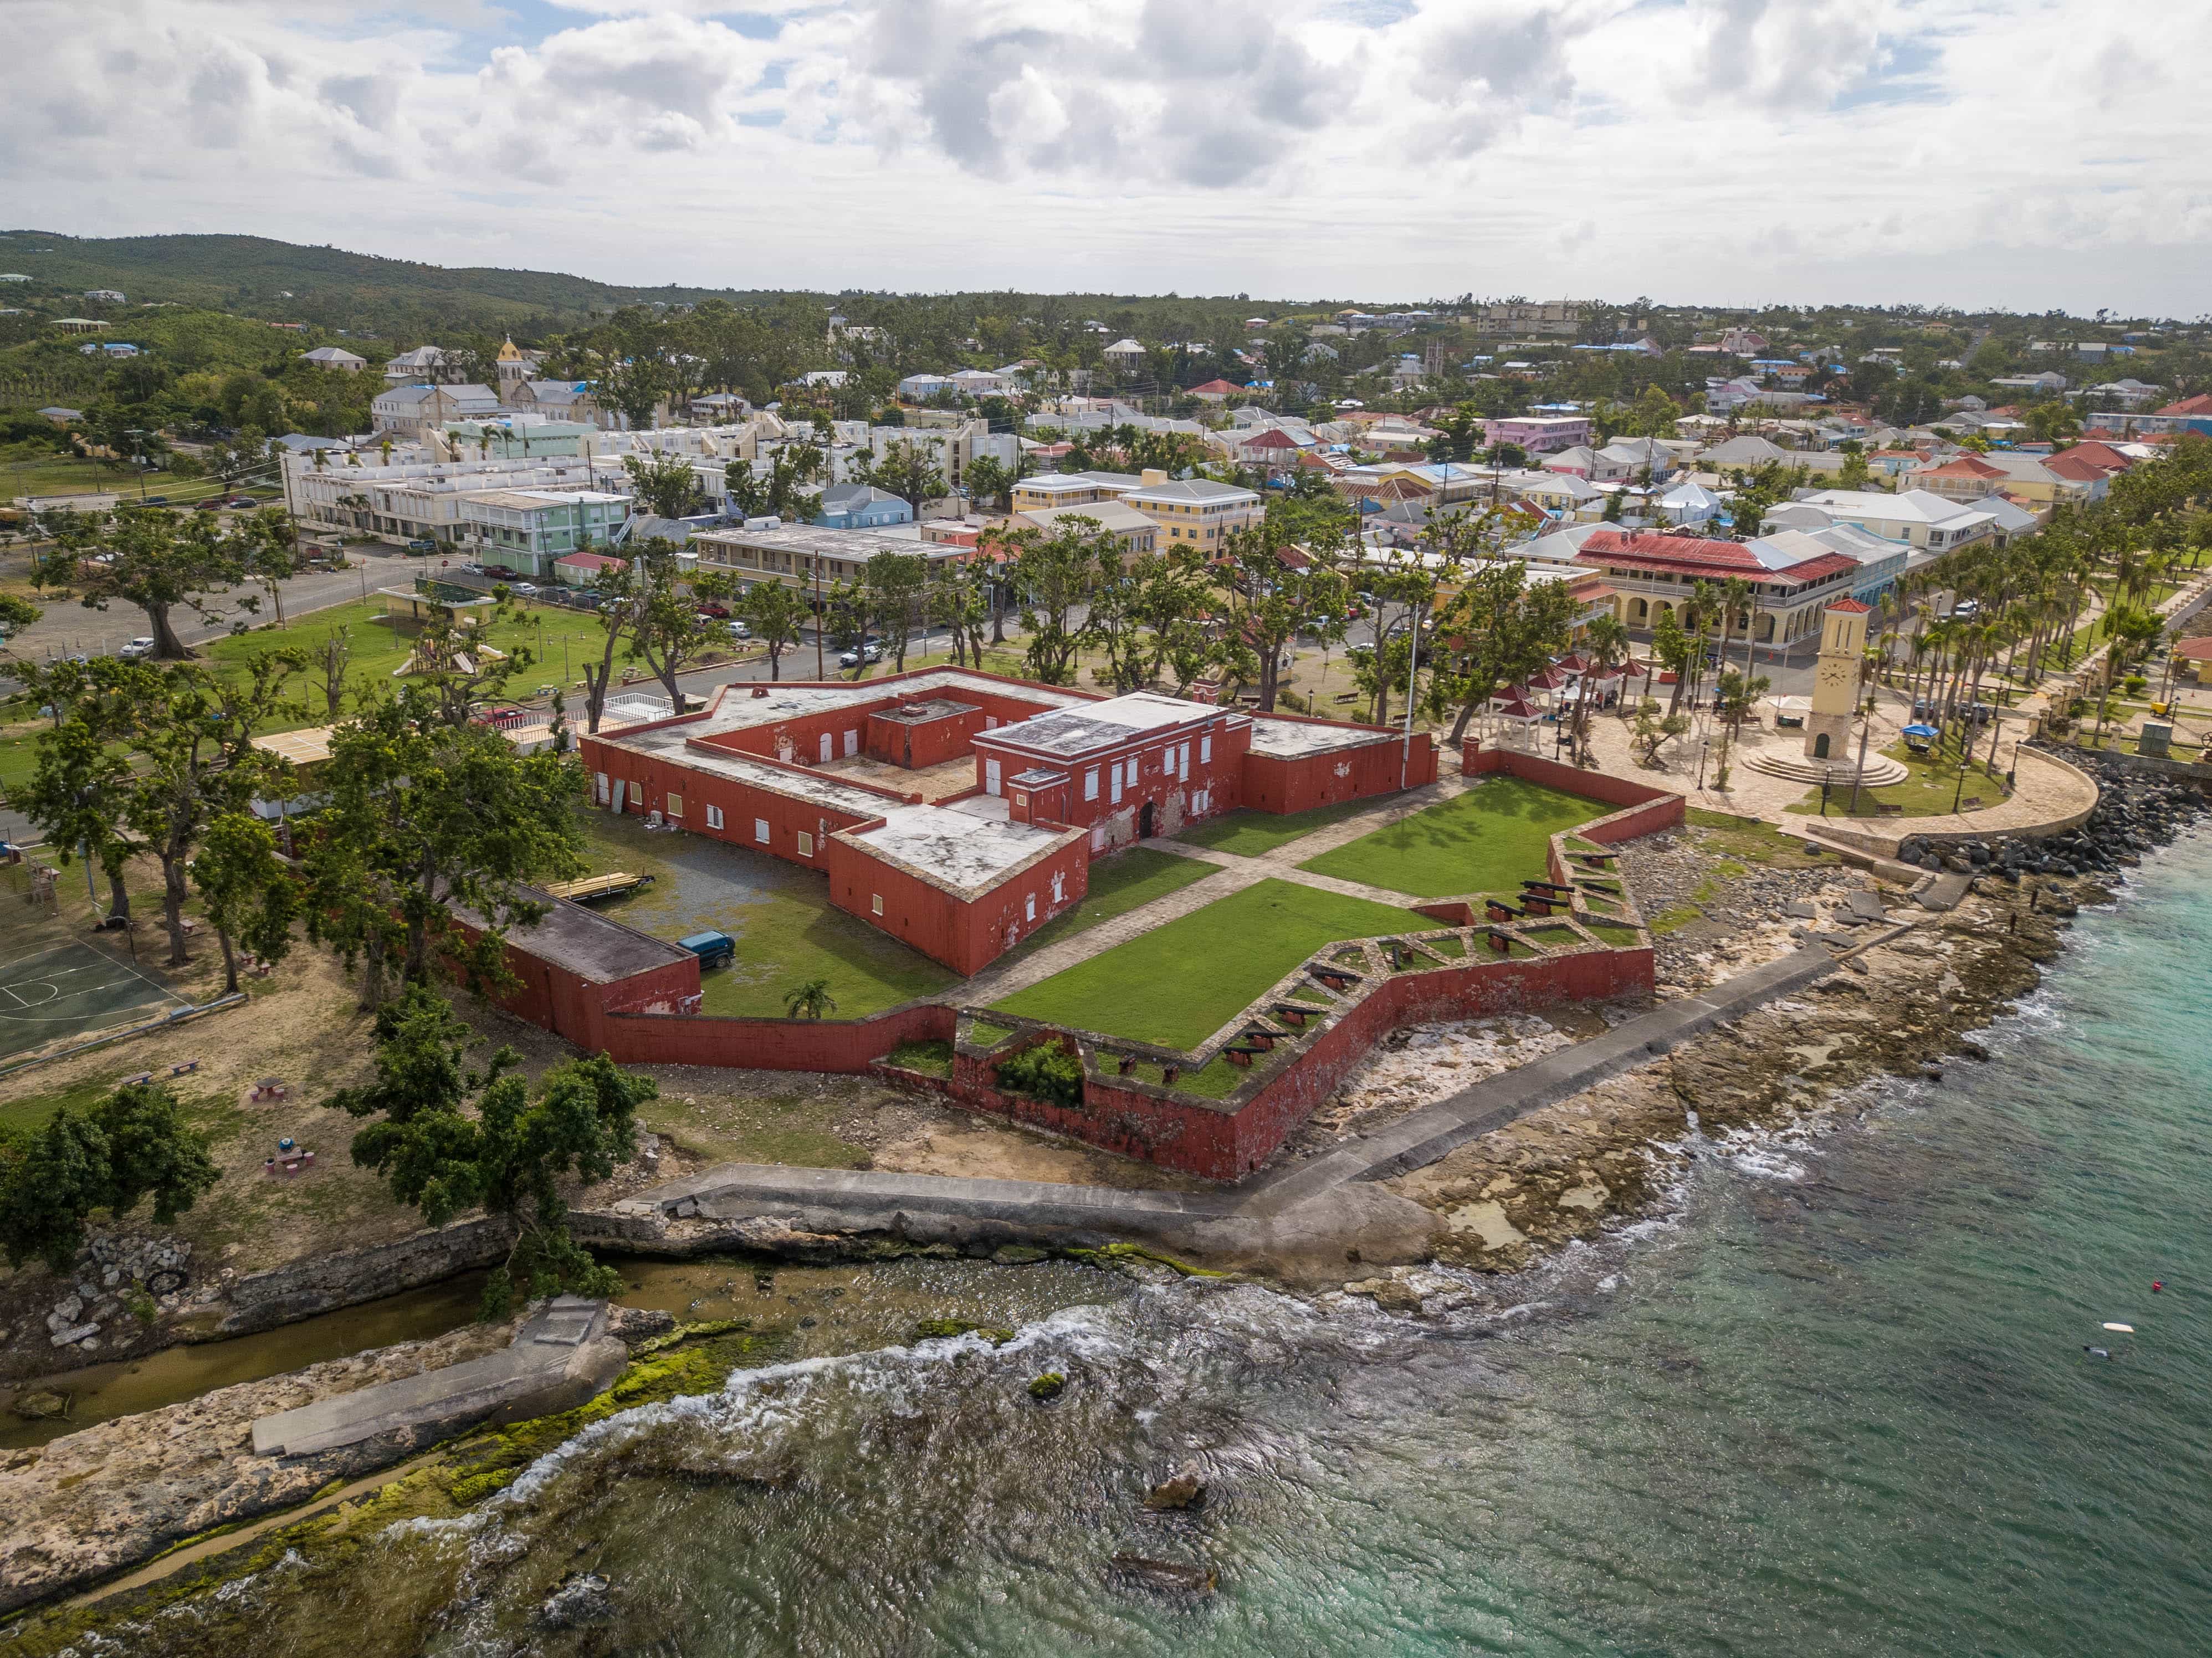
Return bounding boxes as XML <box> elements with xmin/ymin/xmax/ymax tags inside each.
<box><xmin>194</xmin><ymin>499</ymin><xmax>222</xmax><ymax>513</ymax></box>
<box><xmin>483</xmin><ymin>564</ymin><xmax>516</xmax><ymax>580</ymax></box>
<box><xmin>571</xmin><ymin>591</ymin><xmax>604</xmax><ymax>610</ymax></box>
<box><xmin>839</xmin><ymin>642</ymin><xmax>883</xmax><ymax>667</ymax></box>
<box><xmin>694</xmin><ymin>602</ymin><xmax>730</xmax><ymax>620</ymax></box>
<box><xmin>226</xmin><ymin>496</ymin><xmax>258</xmax><ymax>509</ymax></box>
<box><xmin>511</xmin><ymin>581</ymin><xmax>539</xmax><ymax>596</ymax></box>
<box><xmin>726</xmin><ymin>620</ymin><xmax>751</xmax><ymax>639</ymax></box>
<box><xmin>679</xmin><ymin>930</ymin><xmax>736</xmax><ymax>970</ymax></box>
<box><xmin>143</xmin><ymin>494</ymin><xmax>167</xmax><ymax>505</ymax></box>
<box><xmin>117</xmin><ymin>637</ymin><xmax>157</xmax><ymax>661</ymax></box>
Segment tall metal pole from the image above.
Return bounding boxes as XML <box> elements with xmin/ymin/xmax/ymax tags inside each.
<box><xmin>813</xmin><ymin>561</ymin><xmax>824</xmax><ymax>679</ymax></box>
<box><xmin>1400</xmin><ymin>598</ymin><xmax>1422</xmax><ymax>788</ymax></box>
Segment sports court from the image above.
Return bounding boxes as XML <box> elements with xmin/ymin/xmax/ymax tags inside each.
<box><xmin>0</xmin><ymin>941</ymin><xmax>190</xmax><ymax>1062</ymax></box>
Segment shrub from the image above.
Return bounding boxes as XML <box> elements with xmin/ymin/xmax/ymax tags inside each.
<box><xmin>994</xmin><ymin>1041</ymin><xmax>1083</xmax><ymax>1108</ymax></box>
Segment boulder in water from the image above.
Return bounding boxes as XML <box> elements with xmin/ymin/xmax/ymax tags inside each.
<box><xmin>1028</xmin><ymin>1372</ymin><xmax>1067</xmax><ymax>1401</ymax></box>
<box><xmin>1143</xmin><ymin>1468</ymin><xmax>1207</xmax><ymax>1511</ymax></box>
<box><xmin>9</xmin><ymin>1390</ymin><xmax>71</xmax><ymax>1422</ymax></box>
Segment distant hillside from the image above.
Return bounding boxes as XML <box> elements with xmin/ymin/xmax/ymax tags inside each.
<box><xmin>0</xmin><ymin>231</ymin><xmax>773</xmax><ymax>340</ymax></box>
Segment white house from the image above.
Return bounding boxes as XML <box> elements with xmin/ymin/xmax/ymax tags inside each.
<box><xmin>1102</xmin><ymin>337</ymin><xmax>1146</xmax><ymax>369</ymax></box>
<box><xmin>303</xmin><ymin>346</ymin><xmax>367</xmax><ymax>373</ymax></box>
<box><xmin>1785</xmin><ymin>488</ymin><xmax>1998</xmax><ymax>554</ymax></box>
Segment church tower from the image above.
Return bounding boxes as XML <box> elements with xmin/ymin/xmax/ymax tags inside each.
<box><xmin>495</xmin><ymin>335</ymin><xmax>529</xmax><ymax>395</ymax></box>
<box><xmin>1803</xmin><ymin>598</ymin><xmax>1870</xmax><ymax>765</ymax></box>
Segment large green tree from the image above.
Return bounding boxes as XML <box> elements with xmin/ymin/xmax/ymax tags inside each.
<box><xmin>0</xmin><ymin>1083</ymin><xmax>221</xmax><ymax>1275</ymax></box>
<box><xmin>61</xmin><ymin>506</ymin><xmax>248</xmax><ymax>659</ymax></box>
<box><xmin>304</xmin><ymin>690</ymin><xmax>585</xmax><ymax>1008</ymax></box>
<box><xmin>332</xmin><ymin>986</ymin><xmax>656</xmax><ymax>1318</ymax></box>
<box><xmin>192</xmin><ymin>811</ymin><xmax>298</xmax><ymax>994</ymax></box>
<box><xmin>735</xmin><ymin>577</ymin><xmax>811</xmax><ymax>680</ymax></box>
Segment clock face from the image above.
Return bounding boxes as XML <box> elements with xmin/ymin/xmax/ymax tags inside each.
<box><xmin>1817</xmin><ymin>659</ymin><xmax>1851</xmax><ymax>684</ymax></box>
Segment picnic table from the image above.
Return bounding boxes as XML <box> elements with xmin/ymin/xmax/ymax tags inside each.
<box><xmin>252</xmin><ymin>1078</ymin><xmax>289</xmax><ymax>1102</ymax></box>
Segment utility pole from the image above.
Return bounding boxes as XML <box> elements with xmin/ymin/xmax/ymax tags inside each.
<box><xmin>813</xmin><ymin>560</ymin><xmax>824</xmax><ymax>679</ymax></box>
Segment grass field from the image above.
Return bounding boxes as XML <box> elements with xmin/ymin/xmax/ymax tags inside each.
<box><xmin>1784</xmin><ymin>743</ymin><xmax>2010</xmax><ymax>820</ymax></box>
<box><xmin>999</xmin><ymin>846</ymin><xmax>1220</xmax><ymax>962</ymax></box>
<box><xmin>1175</xmin><ymin>796</ymin><xmax>1374</xmax><ymax>858</ymax></box>
<box><xmin>990</xmin><ymin>877</ymin><xmax>1417</xmax><ymax>1051</ymax></box>
<box><xmin>571</xmin><ymin>808</ymin><xmax>957</xmax><ymax>1019</ymax></box>
<box><xmin>1296</xmin><ymin>777</ymin><xmax>1601</xmax><ymax>899</ymax></box>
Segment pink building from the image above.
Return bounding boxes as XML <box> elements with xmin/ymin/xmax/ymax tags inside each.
<box><xmin>1484</xmin><ymin>415</ymin><xmax>1593</xmax><ymax>454</ymax></box>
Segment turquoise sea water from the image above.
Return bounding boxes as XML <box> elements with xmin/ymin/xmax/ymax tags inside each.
<box><xmin>105</xmin><ymin>835</ymin><xmax>2212</xmax><ymax>1655</ymax></box>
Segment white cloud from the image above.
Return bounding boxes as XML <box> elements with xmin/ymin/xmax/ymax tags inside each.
<box><xmin>0</xmin><ymin>0</ymin><xmax>2205</xmax><ymax>313</ymax></box>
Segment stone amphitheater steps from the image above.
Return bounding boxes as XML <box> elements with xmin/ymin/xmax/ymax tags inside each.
<box><xmin>1745</xmin><ymin>750</ymin><xmax>1909</xmax><ymax>786</ymax></box>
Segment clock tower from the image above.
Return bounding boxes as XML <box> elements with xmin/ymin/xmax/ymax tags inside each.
<box><xmin>1803</xmin><ymin>599</ymin><xmax>1870</xmax><ymax>766</ymax></box>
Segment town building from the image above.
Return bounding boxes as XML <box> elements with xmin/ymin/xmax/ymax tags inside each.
<box><xmin>689</xmin><ymin>521</ymin><xmax>975</xmax><ymax>597</ymax></box>
<box><xmin>303</xmin><ymin>346</ymin><xmax>368</xmax><ymax>372</ymax></box>
<box><xmin>1010</xmin><ymin>499</ymin><xmax>1161</xmax><ymax>557</ymax></box>
<box><xmin>578</xmin><ymin>669</ymin><xmax>1436</xmax><ymax>976</ymax></box>
<box><xmin>813</xmin><ymin>483</ymin><xmax>914</xmax><ymax>530</ymax></box>
<box><xmin>1008</xmin><ymin>470</ymin><xmax>1143</xmax><ymax>513</ymax></box>
<box><xmin>459</xmin><ymin>489</ymin><xmax>633</xmax><ymax>575</ymax></box>
<box><xmin>1119</xmin><ymin>475</ymin><xmax>1262</xmax><ymax>549</ymax></box>
<box><xmin>1484</xmin><ymin>415</ymin><xmax>1593</xmax><ymax>454</ymax></box>
<box><xmin>1576</xmin><ymin>529</ymin><xmax>1863</xmax><ymax>648</ymax></box>
<box><xmin>1791</xmin><ymin>488</ymin><xmax>2000</xmax><ymax>554</ymax></box>
<box><xmin>1475</xmin><ymin>300</ymin><xmax>1588</xmax><ymax>337</ymax></box>
<box><xmin>372</xmin><ymin>382</ymin><xmax>501</xmax><ymax>436</ymax></box>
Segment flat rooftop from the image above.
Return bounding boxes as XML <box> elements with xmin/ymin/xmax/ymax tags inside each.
<box><xmin>873</xmin><ymin>697</ymin><xmax>978</xmax><ymax>725</ymax></box>
<box><xmin>1245</xmin><ymin>713</ymin><xmax>1396</xmax><ymax>759</ymax></box>
<box><xmin>844</xmin><ymin>805</ymin><xmax>1077</xmax><ymax>898</ymax></box>
<box><xmin>465</xmin><ymin>890</ymin><xmax>694</xmax><ymax>986</ymax></box>
<box><xmin>979</xmin><ymin>690</ymin><xmax>1218</xmax><ymax>759</ymax></box>
<box><xmin>604</xmin><ymin>669</ymin><xmax>1088</xmax><ymax>748</ymax></box>
<box><xmin>611</xmin><ymin>726</ymin><xmax>911</xmax><ymax>816</ymax></box>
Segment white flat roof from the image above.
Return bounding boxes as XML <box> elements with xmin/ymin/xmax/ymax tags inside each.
<box><xmin>847</xmin><ymin>805</ymin><xmax>1074</xmax><ymax>897</ymax></box>
<box><xmin>1245</xmin><ymin>714</ymin><xmax>1395</xmax><ymax>760</ymax></box>
<box><xmin>980</xmin><ymin>690</ymin><xmax>1220</xmax><ymax>759</ymax></box>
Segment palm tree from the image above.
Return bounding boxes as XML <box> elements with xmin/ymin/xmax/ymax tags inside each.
<box><xmin>1573</xmin><ymin>613</ymin><xmax>1629</xmax><ymax>760</ymax></box>
<box><xmin>783</xmin><ymin>978</ymin><xmax>837</xmax><ymax>1020</ymax></box>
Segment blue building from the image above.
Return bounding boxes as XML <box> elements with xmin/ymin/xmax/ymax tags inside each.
<box><xmin>814</xmin><ymin>483</ymin><xmax>914</xmax><ymax>530</ymax></box>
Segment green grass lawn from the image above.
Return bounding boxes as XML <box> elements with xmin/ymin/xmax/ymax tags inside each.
<box><xmin>1</xmin><ymin>453</ymin><xmax>134</xmax><ymax>501</ymax></box>
<box><xmin>999</xmin><ymin>846</ymin><xmax>1219</xmax><ymax>961</ymax></box>
<box><xmin>571</xmin><ymin>808</ymin><xmax>956</xmax><ymax>1019</ymax></box>
<box><xmin>1175</xmin><ymin>796</ymin><xmax>1374</xmax><ymax>858</ymax></box>
<box><xmin>1784</xmin><ymin>743</ymin><xmax>2010</xmax><ymax>820</ymax></box>
<box><xmin>990</xmin><ymin>878</ymin><xmax>1419</xmax><ymax>1051</ymax></box>
<box><xmin>1296</xmin><ymin>777</ymin><xmax>1601</xmax><ymax>899</ymax></box>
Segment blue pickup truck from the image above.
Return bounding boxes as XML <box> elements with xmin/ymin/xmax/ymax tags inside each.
<box><xmin>678</xmin><ymin>930</ymin><xmax>735</xmax><ymax>970</ymax></box>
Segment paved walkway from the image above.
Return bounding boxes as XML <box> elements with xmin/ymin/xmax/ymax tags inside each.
<box><xmin>641</xmin><ymin>928</ymin><xmax>1903</xmax><ymax>1242</ymax></box>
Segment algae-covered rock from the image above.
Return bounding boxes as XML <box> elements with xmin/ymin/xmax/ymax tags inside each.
<box><xmin>1143</xmin><ymin>1468</ymin><xmax>1206</xmax><ymax>1511</ymax></box>
<box><xmin>1028</xmin><ymin>1372</ymin><xmax>1066</xmax><ymax>1401</ymax></box>
<box><xmin>910</xmin><ymin>1319</ymin><xmax>1015</xmax><ymax>1345</ymax></box>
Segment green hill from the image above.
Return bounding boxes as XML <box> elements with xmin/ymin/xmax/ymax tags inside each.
<box><xmin>0</xmin><ymin>231</ymin><xmax>773</xmax><ymax>340</ymax></box>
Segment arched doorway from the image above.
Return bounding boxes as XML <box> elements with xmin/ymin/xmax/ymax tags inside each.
<box><xmin>1138</xmin><ymin>800</ymin><xmax>1157</xmax><ymax>839</ymax></box>
<box><xmin>1812</xmin><ymin>733</ymin><xmax>1831</xmax><ymax>759</ymax></box>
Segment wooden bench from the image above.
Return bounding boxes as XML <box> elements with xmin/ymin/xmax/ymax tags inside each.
<box><xmin>170</xmin><ymin>1061</ymin><xmax>199</xmax><ymax>1077</ymax></box>
<box><xmin>1960</xmin><ymin>797</ymin><xmax>1983</xmax><ymax>811</ymax></box>
<box><xmin>1873</xmin><ymin>803</ymin><xmax>1906</xmax><ymax>818</ymax></box>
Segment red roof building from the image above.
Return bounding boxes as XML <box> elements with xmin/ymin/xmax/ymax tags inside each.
<box><xmin>1577</xmin><ymin>529</ymin><xmax>1862</xmax><ymax>649</ymax></box>
<box><xmin>1188</xmin><ymin>378</ymin><xmax>1245</xmax><ymax>401</ymax></box>
<box><xmin>579</xmin><ymin>669</ymin><xmax>1436</xmax><ymax>979</ymax></box>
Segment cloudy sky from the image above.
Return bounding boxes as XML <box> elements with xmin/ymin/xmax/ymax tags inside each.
<box><xmin>7</xmin><ymin>0</ymin><xmax>2209</xmax><ymax>314</ymax></box>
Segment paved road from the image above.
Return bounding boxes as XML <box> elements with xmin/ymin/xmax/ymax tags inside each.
<box><xmin>5</xmin><ymin>549</ymin><xmax>414</xmax><ymax>673</ymax></box>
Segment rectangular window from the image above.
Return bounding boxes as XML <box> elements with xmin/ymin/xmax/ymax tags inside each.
<box><xmin>1051</xmin><ymin>872</ymin><xmax>1065</xmax><ymax>903</ymax></box>
<box><xmin>797</xmin><ymin>831</ymin><xmax>814</xmax><ymax>857</ymax></box>
<box><xmin>1025</xmin><ymin>893</ymin><xmax>1036</xmax><ymax>923</ymax></box>
<box><xmin>1110</xmin><ymin>763</ymin><xmax>1124</xmax><ymax>804</ymax></box>
<box><xmin>872</xmin><ymin>893</ymin><xmax>883</xmax><ymax>916</ymax></box>
<box><xmin>705</xmin><ymin>804</ymin><xmax>724</xmax><ymax>831</ymax></box>
<box><xmin>1179</xmin><ymin>743</ymin><xmax>1190</xmax><ymax>781</ymax></box>
<box><xmin>1083</xmin><ymin>766</ymin><xmax>1099</xmax><ymax>800</ymax></box>
<box><xmin>755</xmin><ymin>818</ymin><xmax>771</xmax><ymax>843</ymax></box>
<box><xmin>595</xmin><ymin>771</ymin><xmax>610</xmax><ymax>805</ymax></box>
<box><xmin>665</xmin><ymin>794</ymin><xmax>683</xmax><ymax>818</ymax></box>
<box><xmin>1201</xmin><ymin>733</ymin><xmax>1212</xmax><ymax>764</ymax></box>
<box><xmin>985</xmin><ymin>715</ymin><xmax>999</xmax><ymax>729</ymax></box>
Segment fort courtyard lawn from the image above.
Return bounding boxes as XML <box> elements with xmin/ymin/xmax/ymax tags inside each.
<box><xmin>989</xmin><ymin>878</ymin><xmax>1419</xmax><ymax>1051</ymax></box>
<box><xmin>1296</xmin><ymin>776</ymin><xmax>1601</xmax><ymax>900</ymax></box>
